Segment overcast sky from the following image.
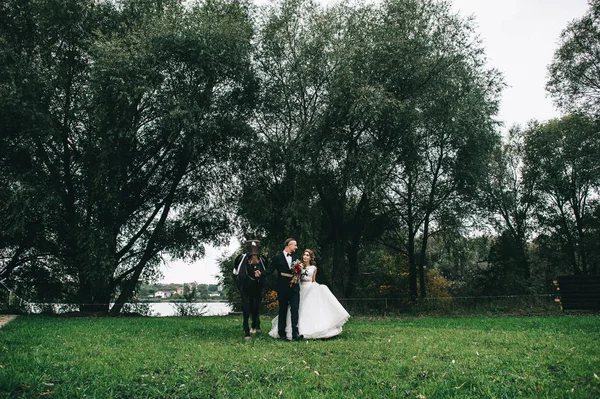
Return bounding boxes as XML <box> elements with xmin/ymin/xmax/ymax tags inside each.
<box><xmin>452</xmin><ymin>0</ymin><xmax>589</xmax><ymax>127</ymax></box>
<box><xmin>160</xmin><ymin>0</ymin><xmax>591</xmax><ymax>285</ymax></box>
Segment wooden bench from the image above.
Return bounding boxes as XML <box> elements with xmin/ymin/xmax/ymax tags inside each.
<box><xmin>553</xmin><ymin>275</ymin><xmax>600</xmax><ymax>311</ymax></box>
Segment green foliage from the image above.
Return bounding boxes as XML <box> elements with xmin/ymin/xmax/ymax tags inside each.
<box><xmin>3</xmin><ymin>0</ymin><xmax>600</xmax><ymax>308</ymax></box>
<box><xmin>542</xmin><ymin>0</ymin><xmax>600</xmax><ymax>279</ymax></box>
<box><xmin>171</xmin><ymin>301</ymin><xmax>208</xmax><ymax>317</ymax></box>
<box><xmin>480</xmin><ymin>128</ymin><xmax>537</xmax><ymax>285</ymax></box>
<box><xmin>547</xmin><ymin>0</ymin><xmax>600</xmax><ymax>114</ymax></box>
<box><xmin>428</xmin><ymin>233</ymin><xmax>491</xmax><ymax>296</ymax></box>
<box><xmin>0</xmin><ymin>316</ymin><xmax>598</xmax><ymax>398</ymax></box>
<box><xmin>218</xmin><ymin>253</ymin><xmax>242</xmax><ymax>311</ymax></box>
<box><xmin>236</xmin><ymin>0</ymin><xmax>503</xmax><ymax>301</ymax></box>
<box><xmin>0</xmin><ymin>0</ymin><xmax>256</xmax><ymax>313</ymax></box>
<box><xmin>367</xmin><ymin>0</ymin><xmax>502</xmax><ymax>299</ymax></box>
<box><xmin>486</xmin><ymin>231</ymin><xmax>535</xmax><ymax>294</ymax></box>
<box><xmin>353</xmin><ymin>245</ymin><xmax>451</xmax><ymax>301</ymax></box>
<box><xmin>523</xmin><ymin>114</ymin><xmax>600</xmax><ymax>275</ymax></box>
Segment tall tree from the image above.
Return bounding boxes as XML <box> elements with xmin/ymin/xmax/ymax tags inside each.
<box><xmin>523</xmin><ymin>114</ymin><xmax>600</xmax><ymax>275</ymax></box>
<box><xmin>237</xmin><ymin>0</ymin><xmax>502</xmax><ymax>300</ymax></box>
<box><xmin>0</xmin><ymin>0</ymin><xmax>256</xmax><ymax>313</ymax></box>
<box><xmin>236</xmin><ymin>0</ymin><xmax>331</xmax><ymax>250</ymax></box>
<box><xmin>362</xmin><ymin>0</ymin><xmax>503</xmax><ymax>299</ymax></box>
<box><xmin>238</xmin><ymin>0</ymin><xmax>390</xmax><ymax>297</ymax></box>
<box><xmin>303</xmin><ymin>2</ymin><xmax>394</xmax><ymax>297</ymax></box>
<box><xmin>547</xmin><ymin>0</ymin><xmax>600</xmax><ymax>115</ymax></box>
<box><xmin>480</xmin><ymin>127</ymin><xmax>538</xmax><ymax>287</ymax></box>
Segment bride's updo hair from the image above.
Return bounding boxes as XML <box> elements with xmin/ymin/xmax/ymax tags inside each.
<box><xmin>304</xmin><ymin>249</ymin><xmax>316</xmax><ymax>265</ymax></box>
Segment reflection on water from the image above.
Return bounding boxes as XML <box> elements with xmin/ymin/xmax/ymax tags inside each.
<box><xmin>26</xmin><ymin>302</ymin><xmax>233</xmax><ymax>316</ymax></box>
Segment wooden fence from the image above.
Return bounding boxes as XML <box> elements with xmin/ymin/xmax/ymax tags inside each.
<box><xmin>554</xmin><ymin>275</ymin><xmax>600</xmax><ymax>311</ymax></box>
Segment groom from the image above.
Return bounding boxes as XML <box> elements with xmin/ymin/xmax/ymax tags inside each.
<box><xmin>259</xmin><ymin>238</ymin><xmax>303</xmax><ymax>340</ymax></box>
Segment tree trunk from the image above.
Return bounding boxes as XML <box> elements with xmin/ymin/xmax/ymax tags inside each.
<box><xmin>78</xmin><ymin>259</ymin><xmax>112</xmax><ymax>313</ymax></box>
<box><xmin>573</xmin><ymin>206</ymin><xmax>589</xmax><ymax>274</ymax></box>
<box><xmin>565</xmin><ymin>230</ymin><xmax>580</xmax><ymax>275</ymax></box>
<box><xmin>517</xmin><ymin>238</ymin><xmax>530</xmax><ymax>280</ymax></box>
<box><xmin>78</xmin><ymin>282</ymin><xmax>111</xmax><ymax>313</ymax></box>
<box><xmin>109</xmin><ymin>149</ymin><xmax>188</xmax><ymax>315</ymax></box>
<box><xmin>346</xmin><ymin>239</ymin><xmax>360</xmax><ymax>298</ymax></box>
<box><xmin>407</xmin><ymin>230</ymin><xmax>418</xmax><ymax>301</ymax></box>
<box><xmin>417</xmin><ymin>209</ymin><xmax>434</xmax><ymax>299</ymax></box>
<box><xmin>557</xmin><ymin>206</ymin><xmax>581</xmax><ymax>275</ymax></box>
<box><xmin>418</xmin><ymin>237</ymin><xmax>427</xmax><ymax>299</ymax></box>
<box><xmin>330</xmin><ymin>232</ymin><xmax>346</xmax><ymax>298</ymax></box>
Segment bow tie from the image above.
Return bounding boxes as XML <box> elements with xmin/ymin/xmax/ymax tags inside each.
<box><xmin>286</xmin><ymin>253</ymin><xmax>291</xmax><ymax>257</ymax></box>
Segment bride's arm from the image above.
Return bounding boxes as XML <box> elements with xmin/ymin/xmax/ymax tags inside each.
<box><xmin>312</xmin><ymin>266</ymin><xmax>317</xmax><ymax>282</ymax></box>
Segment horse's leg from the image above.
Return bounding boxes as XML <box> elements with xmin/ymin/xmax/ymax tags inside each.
<box><xmin>241</xmin><ymin>294</ymin><xmax>251</xmax><ymax>338</ymax></box>
<box><xmin>250</xmin><ymin>293</ymin><xmax>261</xmax><ymax>334</ymax></box>
<box><xmin>248</xmin><ymin>290</ymin><xmax>257</xmax><ymax>335</ymax></box>
<box><xmin>255</xmin><ymin>290</ymin><xmax>263</xmax><ymax>333</ymax></box>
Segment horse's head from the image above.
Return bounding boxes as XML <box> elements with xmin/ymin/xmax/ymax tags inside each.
<box><xmin>238</xmin><ymin>239</ymin><xmax>265</xmax><ymax>277</ymax></box>
<box><xmin>245</xmin><ymin>240</ymin><xmax>261</xmax><ymax>256</ymax></box>
<box><xmin>248</xmin><ymin>254</ymin><xmax>260</xmax><ymax>266</ymax></box>
<box><xmin>245</xmin><ymin>240</ymin><xmax>262</xmax><ymax>266</ymax></box>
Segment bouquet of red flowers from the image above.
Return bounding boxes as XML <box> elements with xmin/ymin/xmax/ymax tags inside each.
<box><xmin>289</xmin><ymin>260</ymin><xmax>308</xmax><ymax>287</ymax></box>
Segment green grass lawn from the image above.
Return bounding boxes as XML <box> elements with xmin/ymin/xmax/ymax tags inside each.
<box><xmin>0</xmin><ymin>315</ymin><xmax>598</xmax><ymax>398</ymax></box>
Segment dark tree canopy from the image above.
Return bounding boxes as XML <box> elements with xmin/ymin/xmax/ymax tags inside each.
<box><xmin>523</xmin><ymin>114</ymin><xmax>600</xmax><ymax>275</ymax></box>
<box><xmin>0</xmin><ymin>0</ymin><xmax>256</xmax><ymax>313</ymax></box>
<box><xmin>4</xmin><ymin>0</ymin><xmax>597</xmax><ymax>313</ymax></box>
<box><xmin>233</xmin><ymin>0</ymin><xmax>503</xmax><ymax>300</ymax></box>
<box><xmin>547</xmin><ymin>0</ymin><xmax>600</xmax><ymax>114</ymax></box>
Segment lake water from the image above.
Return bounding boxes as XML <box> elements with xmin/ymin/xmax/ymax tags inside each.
<box><xmin>26</xmin><ymin>302</ymin><xmax>233</xmax><ymax>316</ymax></box>
<box><xmin>149</xmin><ymin>302</ymin><xmax>232</xmax><ymax>316</ymax></box>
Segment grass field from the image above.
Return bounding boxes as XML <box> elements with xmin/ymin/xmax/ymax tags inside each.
<box><xmin>0</xmin><ymin>315</ymin><xmax>598</xmax><ymax>398</ymax></box>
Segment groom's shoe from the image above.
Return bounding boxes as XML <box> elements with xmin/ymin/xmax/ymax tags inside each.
<box><xmin>292</xmin><ymin>334</ymin><xmax>304</xmax><ymax>341</ymax></box>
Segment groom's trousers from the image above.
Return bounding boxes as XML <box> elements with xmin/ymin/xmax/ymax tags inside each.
<box><xmin>277</xmin><ymin>287</ymin><xmax>300</xmax><ymax>338</ymax></box>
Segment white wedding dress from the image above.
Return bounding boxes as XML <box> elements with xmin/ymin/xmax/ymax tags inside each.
<box><xmin>268</xmin><ymin>265</ymin><xmax>350</xmax><ymax>339</ymax></box>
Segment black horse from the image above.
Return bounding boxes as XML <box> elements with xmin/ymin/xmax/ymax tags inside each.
<box><xmin>233</xmin><ymin>240</ymin><xmax>268</xmax><ymax>338</ymax></box>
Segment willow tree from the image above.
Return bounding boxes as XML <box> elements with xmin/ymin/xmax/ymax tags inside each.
<box><xmin>237</xmin><ymin>0</ymin><xmax>502</xmax><ymax>300</ymax></box>
<box><xmin>523</xmin><ymin>114</ymin><xmax>600</xmax><ymax>275</ymax></box>
<box><xmin>237</xmin><ymin>0</ymin><xmax>391</xmax><ymax>297</ymax></box>
<box><xmin>543</xmin><ymin>0</ymin><xmax>600</xmax><ymax>277</ymax></box>
<box><xmin>360</xmin><ymin>0</ymin><xmax>503</xmax><ymax>299</ymax></box>
<box><xmin>235</xmin><ymin>0</ymin><xmax>333</xmax><ymax>252</ymax></box>
<box><xmin>480</xmin><ymin>127</ymin><xmax>538</xmax><ymax>288</ymax></box>
<box><xmin>0</xmin><ymin>0</ymin><xmax>256</xmax><ymax>313</ymax></box>
<box><xmin>547</xmin><ymin>0</ymin><xmax>600</xmax><ymax>115</ymax></box>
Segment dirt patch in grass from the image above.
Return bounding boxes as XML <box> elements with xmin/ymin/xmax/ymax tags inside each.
<box><xmin>0</xmin><ymin>315</ymin><xmax>17</xmax><ymax>327</ymax></box>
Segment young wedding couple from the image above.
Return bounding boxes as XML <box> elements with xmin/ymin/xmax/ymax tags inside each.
<box><xmin>256</xmin><ymin>238</ymin><xmax>350</xmax><ymax>340</ymax></box>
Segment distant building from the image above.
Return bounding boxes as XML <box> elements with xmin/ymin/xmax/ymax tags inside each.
<box><xmin>154</xmin><ymin>291</ymin><xmax>171</xmax><ymax>299</ymax></box>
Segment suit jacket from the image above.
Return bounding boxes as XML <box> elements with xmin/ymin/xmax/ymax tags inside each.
<box><xmin>264</xmin><ymin>251</ymin><xmax>299</xmax><ymax>293</ymax></box>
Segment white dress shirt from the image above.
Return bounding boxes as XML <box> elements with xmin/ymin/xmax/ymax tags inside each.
<box><xmin>283</xmin><ymin>251</ymin><xmax>292</xmax><ymax>267</ymax></box>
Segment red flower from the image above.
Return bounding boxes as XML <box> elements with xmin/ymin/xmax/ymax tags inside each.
<box><xmin>289</xmin><ymin>260</ymin><xmax>307</xmax><ymax>287</ymax></box>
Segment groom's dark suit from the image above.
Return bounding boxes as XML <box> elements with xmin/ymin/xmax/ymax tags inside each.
<box><xmin>264</xmin><ymin>251</ymin><xmax>301</xmax><ymax>339</ymax></box>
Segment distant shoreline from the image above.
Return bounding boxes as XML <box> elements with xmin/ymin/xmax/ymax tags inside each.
<box><xmin>135</xmin><ymin>298</ymin><xmax>225</xmax><ymax>303</ymax></box>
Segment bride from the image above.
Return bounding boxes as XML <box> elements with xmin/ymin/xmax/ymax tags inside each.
<box><xmin>269</xmin><ymin>249</ymin><xmax>350</xmax><ymax>339</ymax></box>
